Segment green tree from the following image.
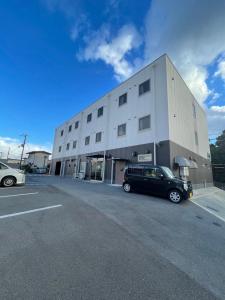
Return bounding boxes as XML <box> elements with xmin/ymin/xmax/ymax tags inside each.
<box><xmin>210</xmin><ymin>130</ymin><xmax>225</xmax><ymax>183</ymax></box>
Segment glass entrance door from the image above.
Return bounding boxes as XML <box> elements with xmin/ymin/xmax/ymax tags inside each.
<box><xmin>91</xmin><ymin>159</ymin><xmax>103</xmax><ymax>180</ymax></box>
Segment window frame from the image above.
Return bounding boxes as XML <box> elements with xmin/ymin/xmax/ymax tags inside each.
<box><xmin>66</xmin><ymin>143</ymin><xmax>70</xmax><ymax>151</ymax></box>
<box><xmin>68</xmin><ymin>125</ymin><xmax>72</xmax><ymax>132</ymax></box>
<box><xmin>85</xmin><ymin>136</ymin><xmax>90</xmax><ymax>145</ymax></box>
<box><xmin>60</xmin><ymin>130</ymin><xmax>64</xmax><ymax>137</ymax></box>
<box><xmin>117</xmin><ymin>123</ymin><xmax>126</xmax><ymax>137</ymax></box>
<box><xmin>73</xmin><ymin>140</ymin><xmax>77</xmax><ymax>149</ymax></box>
<box><xmin>139</xmin><ymin>115</ymin><xmax>151</xmax><ymax>131</ymax></box>
<box><xmin>119</xmin><ymin>93</ymin><xmax>127</xmax><ymax>106</ymax></box>
<box><xmin>87</xmin><ymin>113</ymin><xmax>92</xmax><ymax>123</ymax></box>
<box><xmin>58</xmin><ymin>146</ymin><xmax>62</xmax><ymax>152</ymax></box>
<box><xmin>75</xmin><ymin>121</ymin><xmax>79</xmax><ymax>129</ymax></box>
<box><xmin>139</xmin><ymin>79</ymin><xmax>150</xmax><ymax>96</ymax></box>
<box><xmin>95</xmin><ymin>131</ymin><xmax>102</xmax><ymax>143</ymax></box>
<box><xmin>97</xmin><ymin>106</ymin><xmax>104</xmax><ymax>118</ymax></box>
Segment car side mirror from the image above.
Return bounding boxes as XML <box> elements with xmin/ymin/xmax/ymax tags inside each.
<box><xmin>159</xmin><ymin>173</ymin><xmax>164</xmax><ymax>180</ymax></box>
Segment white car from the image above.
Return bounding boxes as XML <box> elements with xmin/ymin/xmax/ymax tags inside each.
<box><xmin>0</xmin><ymin>162</ymin><xmax>25</xmax><ymax>187</ymax></box>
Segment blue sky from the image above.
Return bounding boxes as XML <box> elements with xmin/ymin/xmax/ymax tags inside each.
<box><xmin>0</xmin><ymin>0</ymin><xmax>225</xmax><ymax>158</ymax></box>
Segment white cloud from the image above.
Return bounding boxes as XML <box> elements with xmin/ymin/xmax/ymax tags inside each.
<box><xmin>214</xmin><ymin>59</ymin><xmax>225</xmax><ymax>81</ymax></box>
<box><xmin>144</xmin><ymin>0</ymin><xmax>225</xmax><ymax>105</ymax></box>
<box><xmin>77</xmin><ymin>24</ymin><xmax>143</xmax><ymax>81</ymax></box>
<box><xmin>210</xmin><ymin>106</ymin><xmax>225</xmax><ymax>113</ymax></box>
<box><xmin>0</xmin><ymin>136</ymin><xmax>52</xmax><ymax>159</ymax></box>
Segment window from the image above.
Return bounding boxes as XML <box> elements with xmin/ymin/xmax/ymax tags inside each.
<box><xmin>195</xmin><ymin>131</ymin><xmax>199</xmax><ymax>146</ymax></box>
<box><xmin>127</xmin><ymin>167</ymin><xmax>143</xmax><ymax>176</ymax></box>
<box><xmin>97</xmin><ymin>106</ymin><xmax>104</xmax><ymax>117</ymax></box>
<box><xmin>193</xmin><ymin>103</ymin><xmax>197</xmax><ymax>119</ymax></box>
<box><xmin>0</xmin><ymin>163</ymin><xmax>8</xmax><ymax>170</ymax></box>
<box><xmin>60</xmin><ymin>130</ymin><xmax>64</xmax><ymax>136</ymax></box>
<box><xmin>139</xmin><ymin>115</ymin><xmax>151</xmax><ymax>130</ymax></box>
<box><xmin>73</xmin><ymin>140</ymin><xmax>77</xmax><ymax>149</ymax></box>
<box><xmin>58</xmin><ymin>146</ymin><xmax>62</xmax><ymax>152</ymax></box>
<box><xmin>87</xmin><ymin>113</ymin><xmax>92</xmax><ymax>123</ymax></box>
<box><xmin>68</xmin><ymin>125</ymin><xmax>72</xmax><ymax>132</ymax></box>
<box><xmin>85</xmin><ymin>136</ymin><xmax>90</xmax><ymax>145</ymax></box>
<box><xmin>144</xmin><ymin>167</ymin><xmax>163</xmax><ymax>178</ymax></box>
<box><xmin>96</xmin><ymin>132</ymin><xmax>102</xmax><ymax>143</ymax></box>
<box><xmin>66</xmin><ymin>143</ymin><xmax>70</xmax><ymax>150</ymax></box>
<box><xmin>119</xmin><ymin>93</ymin><xmax>127</xmax><ymax>106</ymax></box>
<box><xmin>75</xmin><ymin>121</ymin><xmax>79</xmax><ymax>129</ymax></box>
<box><xmin>139</xmin><ymin>79</ymin><xmax>150</xmax><ymax>95</ymax></box>
<box><xmin>117</xmin><ymin>123</ymin><xmax>126</xmax><ymax>136</ymax></box>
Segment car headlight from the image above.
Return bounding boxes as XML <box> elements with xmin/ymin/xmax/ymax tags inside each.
<box><xmin>183</xmin><ymin>183</ymin><xmax>188</xmax><ymax>191</ymax></box>
<box><xmin>17</xmin><ymin>170</ymin><xmax>25</xmax><ymax>174</ymax></box>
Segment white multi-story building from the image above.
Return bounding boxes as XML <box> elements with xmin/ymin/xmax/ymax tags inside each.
<box><xmin>51</xmin><ymin>54</ymin><xmax>212</xmax><ymax>188</ymax></box>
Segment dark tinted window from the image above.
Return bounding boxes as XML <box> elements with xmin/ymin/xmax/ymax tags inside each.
<box><xmin>117</xmin><ymin>123</ymin><xmax>126</xmax><ymax>136</ymax></box>
<box><xmin>85</xmin><ymin>136</ymin><xmax>90</xmax><ymax>145</ymax></box>
<box><xmin>66</xmin><ymin>143</ymin><xmax>70</xmax><ymax>150</ymax></box>
<box><xmin>97</xmin><ymin>106</ymin><xmax>103</xmax><ymax>117</ymax></box>
<box><xmin>96</xmin><ymin>132</ymin><xmax>102</xmax><ymax>142</ymax></box>
<box><xmin>73</xmin><ymin>141</ymin><xmax>77</xmax><ymax>148</ymax></box>
<box><xmin>139</xmin><ymin>115</ymin><xmax>151</xmax><ymax>130</ymax></box>
<box><xmin>143</xmin><ymin>168</ymin><xmax>157</xmax><ymax>178</ymax></box>
<box><xmin>119</xmin><ymin>93</ymin><xmax>127</xmax><ymax>106</ymax></box>
<box><xmin>127</xmin><ymin>168</ymin><xmax>143</xmax><ymax>176</ymax></box>
<box><xmin>139</xmin><ymin>79</ymin><xmax>150</xmax><ymax>96</ymax></box>
<box><xmin>61</xmin><ymin>130</ymin><xmax>64</xmax><ymax>136</ymax></box>
<box><xmin>87</xmin><ymin>113</ymin><xmax>92</xmax><ymax>123</ymax></box>
<box><xmin>0</xmin><ymin>163</ymin><xmax>8</xmax><ymax>170</ymax></box>
<box><xmin>58</xmin><ymin>146</ymin><xmax>62</xmax><ymax>152</ymax></box>
<box><xmin>68</xmin><ymin>125</ymin><xmax>72</xmax><ymax>132</ymax></box>
<box><xmin>75</xmin><ymin>121</ymin><xmax>79</xmax><ymax>129</ymax></box>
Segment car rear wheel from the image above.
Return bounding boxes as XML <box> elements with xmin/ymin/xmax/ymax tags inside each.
<box><xmin>168</xmin><ymin>189</ymin><xmax>182</xmax><ymax>203</ymax></box>
<box><xmin>123</xmin><ymin>183</ymin><xmax>131</xmax><ymax>193</ymax></box>
<box><xmin>2</xmin><ymin>176</ymin><xmax>16</xmax><ymax>187</ymax></box>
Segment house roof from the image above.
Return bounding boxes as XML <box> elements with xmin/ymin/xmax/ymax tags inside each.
<box><xmin>26</xmin><ymin>151</ymin><xmax>51</xmax><ymax>155</ymax></box>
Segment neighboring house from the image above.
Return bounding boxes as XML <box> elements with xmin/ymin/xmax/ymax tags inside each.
<box><xmin>25</xmin><ymin>151</ymin><xmax>51</xmax><ymax>169</ymax></box>
<box><xmin>51</xmin><ymin>54</ymin><xmax>212</xmax><ymax>188</ymax></box>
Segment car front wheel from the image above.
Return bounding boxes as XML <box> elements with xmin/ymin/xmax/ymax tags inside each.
<box><xmin>123</xmin><ymin>183</ymin><xmax>131</xmax><ymax>193</ymax></box>
<box><xmin>2</xmin><ymin>176</ymin><xmax>16</xmax><ymax>187</ymax></box>
<box><xmin>168</xmin><ymin>189</ymin><xmax>182</xmax><ymax>203</ymax></box>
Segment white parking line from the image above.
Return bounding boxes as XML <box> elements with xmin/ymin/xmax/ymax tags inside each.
<box><xmin>0</xmin><ymin>192</ymin><xmax>39</xmax><ymax>198</ymax></box>
<box><xmin>0</xmin><ymin>205</ymin><xmax>62</xmax><ymax>219</ymax></box>
<box><xmin>192</xmin><ymin>200</ymin><xmax>225</xmax><ymax>223</ymax></box>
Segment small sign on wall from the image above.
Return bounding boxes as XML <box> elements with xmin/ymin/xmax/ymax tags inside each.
<box><xmin>138</xmin><ymin>153</ymin><xmax>152</xmax><ymax>162</ymax></box>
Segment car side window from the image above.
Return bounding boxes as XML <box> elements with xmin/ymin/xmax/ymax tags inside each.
<box><xmin>155</xmin><ymin>168</ymin><xmax>164</xmax><ymax>178</ymax></box>
<box><xmin>0</xmin><ymin>163</ymin><xmax>8</xmax><ymax>170</ymax></box>
<box><xmin>143</xmin><ymin>168</ymin><xmax>157</xmax><ymax>178</ymax></box>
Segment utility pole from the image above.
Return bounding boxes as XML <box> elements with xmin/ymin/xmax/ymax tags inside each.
<box><xmin>19</xmin><ymin>134</ymin><xmax>28</xmax><ymax>169</ymax></box>
<box><xmin>6</xmin><ymin>147</ymin><xmax>10</xmax><ymax>160</ymax></box>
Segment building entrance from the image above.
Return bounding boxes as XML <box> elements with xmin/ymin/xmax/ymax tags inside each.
<box><xmin>90</xmin><ymin>158</ymin><xmax>103</xmax><ymax>181</ymax></box>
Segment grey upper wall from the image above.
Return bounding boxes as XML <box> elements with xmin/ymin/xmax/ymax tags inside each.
<box><xmin>165</xmin><ymin>56</ymin><xmax>210</xmax><ymax>160</ymax></box>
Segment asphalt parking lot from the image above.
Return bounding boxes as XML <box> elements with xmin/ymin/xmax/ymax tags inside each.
<box><xmin>0</xmin><ymin>175</ymin><xmax>224</xmax><ymax>299</ymax></box>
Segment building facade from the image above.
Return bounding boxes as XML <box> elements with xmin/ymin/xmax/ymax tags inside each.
<box><xmin>25</xmin><ymin>151</ymin><xmax>51</xmax><ymax>169</ymax></box>
<box><xmin>51</xmin><ymin>54</ymin><xmax>213</xmax><ymax>188</ymax></box>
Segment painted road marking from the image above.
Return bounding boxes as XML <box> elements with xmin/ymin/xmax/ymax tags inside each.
<box><xmin>0</xmin><ymin>205</ymin><xmax>62</xmax><ymax>220</ymax></box>
<box><xmin>0</xmin><ymin>192</ymin><xmax>39</xmax><ymax>198</ymax></box>
<box><xmin>192</xmin><ymin>200</ymin><xmax>225</xmax><ymax>224</ymax></box>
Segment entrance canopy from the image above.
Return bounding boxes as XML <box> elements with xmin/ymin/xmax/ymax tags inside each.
<box><xmin>175</xmin><ymin>156</ymin><xmax>191</xmax><ymax>167</ymax></box>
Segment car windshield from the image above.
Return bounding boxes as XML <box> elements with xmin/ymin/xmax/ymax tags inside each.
<box><xmin>161</xmin><ymin>166</ymin><xmax>175</xmax><ymax>179</ymax></box>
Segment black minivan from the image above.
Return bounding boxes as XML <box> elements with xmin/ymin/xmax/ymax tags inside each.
<box><xmin>123</xmin><ymin>164</ymin><xmax>192</xmax><ymax>203</ymax></box>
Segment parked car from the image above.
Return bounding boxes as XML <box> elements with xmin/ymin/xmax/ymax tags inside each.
<box><xmin>0</xmin><ymin>162</ymin><xmax>25</xmax><ymax>187</ymax></box>
<box><xmin>123</xmin><ymin>164</ymin><xmax>192</xmax><ymax>203</ymax></box>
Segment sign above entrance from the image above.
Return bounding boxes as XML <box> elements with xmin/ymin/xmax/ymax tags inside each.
<box><xmin>138</xmin><ymin>153</ymin><xmax>152</xmax><ymax>162</ymax></box>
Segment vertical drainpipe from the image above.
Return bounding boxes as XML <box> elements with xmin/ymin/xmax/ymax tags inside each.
<box><xmin>153</xmin><ymin>64</ymin><xmax>157</xmax><ymax>165</ymax></box>
<box><xmin>110</xmin><ymin>157</ymin><xmax>114</xmax><ymax>184</ymax></box>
